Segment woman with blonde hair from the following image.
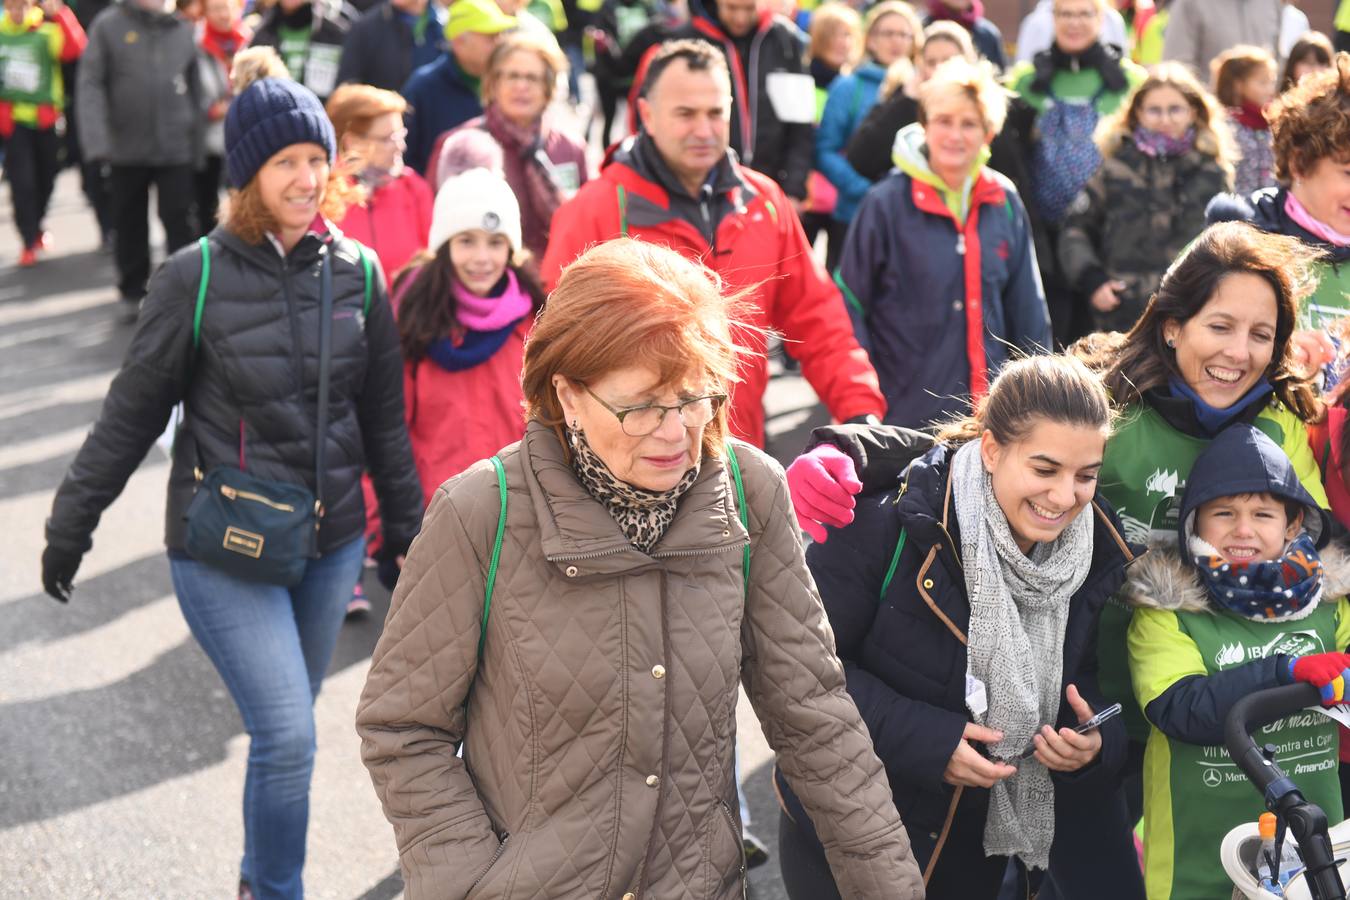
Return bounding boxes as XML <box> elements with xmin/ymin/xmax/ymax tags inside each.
<box><xmin>355</xmin><ymin>238</ymin><xmax>925</xmax><ymax>900</ymax></box>
<box><xmin>815</xmin><ymin>0</ymin><xmax>923</xmax><ymax>266</ymax></box>
<box><xmin>41</xmin><ymin>77</ymin><xmax>424</xmax><ymax>899</ymax></box>
<box><xmin>801</xmin><ymin>3</ymin><xmax>863</xmax><ymax>249</ymax></box>
<box><xmin>1058</xmin><ymin>62</ymin><xmax>1235</xmax><ymax>332</ymax></box>
<box><xmin>834</xmin><ymin>56</ymin><xmax>1050</xmax><ymax>429</ymax></box>
<box><xmin>431</xmin><ymin>30</ymin><xmax>587</xmax><ymax>262</ymax></box>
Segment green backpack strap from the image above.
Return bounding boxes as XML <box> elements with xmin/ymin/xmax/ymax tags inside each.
<box><xmin>482</xmin><ymin>455</ymin><xmax>508</xmax><ymax>661</ymax></box>
<box><xmin>193</xmin><ymin>236</ymin><xmax>211</xmax><ymax>352</ymax></box>
<box><xmin>879</xmin><ymin>527</ymin><xmax>908</xmax><ymax>601</ymax></box>
<box><xmin>724</xmin><ymin>442</ymin><xmax>750</xmax><ymax>598</ymax></box>
<box><xmin>617</xmin><ymin>184</ymin><xmax>629</xmax><ymax>237</ymax></box>
<box><xmin>357</xmin><ymin>245</ymin><xmax>374</xmax><ymax>318</ymax></box>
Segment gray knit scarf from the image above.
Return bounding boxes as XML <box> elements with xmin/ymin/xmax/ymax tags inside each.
<box><xmin>951</xmin><ymin>440</ymin><xmax>1094</xmax><ymax>870</ymax></box>
<box><xmin>567</xmin><ymin>427</ymin><xmax>700</xmax><ymax>553</ymax></box>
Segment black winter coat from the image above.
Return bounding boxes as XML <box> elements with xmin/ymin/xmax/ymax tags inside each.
<box><xmin>335</xmin><ymin>1</ymin><xmax>448</xmax><ymax>92</ymax></box>
<box><xmin>776</xmin><ymin>440</ymin><xmax>1137</xmax><ymax>872</ymax></box>
<box><xmin>46</xmin><ymin>227</ymin><xmax>423</xmax><ymax>563</ymax></box>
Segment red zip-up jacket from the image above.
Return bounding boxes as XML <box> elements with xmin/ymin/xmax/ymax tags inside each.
<box><xmin>540</xmin><ymin>137</ymin><xmax>885</xmax><ymax>447</ymax></box>
<box><xmin>336</xmin><ymin>168</ymin><xmax>434</xmax><ymax>283</ymax></box>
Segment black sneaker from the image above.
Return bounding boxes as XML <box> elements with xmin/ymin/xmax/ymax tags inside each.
<box><xmin>238</xmin><ymin>879</ymin><xmax>255</xmax><ymax>900</ymax></box>
<box><xmin>743</xmin><ymin>831</ymin><xmax>770</xmax><ymax>870</ymax></box>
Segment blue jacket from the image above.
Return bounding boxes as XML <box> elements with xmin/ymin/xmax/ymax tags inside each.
<box><xmin>836</xmin><ymin>161</ymin><xmax>1050</xmax><ymax>429</ymax></box>
<box><xmin>337</xmin><ymin>1</ymin><xmax>448</xmax><ymax>92</ymax></box>
<box><xmin>815</xmin><ymin>60</ymin><xmax>884</xmax><ymax>223</ymax></box>
<box><xmin>400</xmin><ymin>52</ymin><xmax>483</xmax><ymax>176</ymax></box>
<box><xmin>775</xmin><ymin>442</ymin><xmax>1136</xmax><ymax>870</ymax></box>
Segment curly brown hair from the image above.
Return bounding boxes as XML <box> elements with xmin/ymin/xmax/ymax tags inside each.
<box><xmin>1103</xmin><ymin>221</ymin><xmax>1324</xmax><ymax>424</ymax></box>
<box><xmin>1268</xmin><ymin>52</ymin><xmax>1350</xmax><ymax>183</ymax></box>
<box><xmin>223</xmin><ymin>164</ymin><xmax>362</xmax><ymax>244</ymax></box>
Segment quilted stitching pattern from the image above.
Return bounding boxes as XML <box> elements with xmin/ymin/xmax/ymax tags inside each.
<box><xmin>356</xmin><ymin>424</ymin><xmax>923</xmax><ymax>899</ymax></box>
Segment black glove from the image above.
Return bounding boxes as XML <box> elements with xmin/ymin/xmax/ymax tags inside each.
<box><xmin>41</xmin><ymin>545</ymin><xmax>81</xmax><ymax>603</ymax></box>
<box><xmin>376</xmin><ymin>556</ymin><xmax>401</xmax><ymax>593</ymax></box>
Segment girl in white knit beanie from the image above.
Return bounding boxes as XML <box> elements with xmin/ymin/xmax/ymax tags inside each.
<box><xmin>393</xmin><ymin>167</ymin><xmax>547</xmax><ymax>504</ymax></box>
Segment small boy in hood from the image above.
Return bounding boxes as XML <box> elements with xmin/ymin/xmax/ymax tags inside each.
<box><xmin>1127</xmin><ymin>423</ymin><xmax>1350</xmax><ymax>900</ymax></box>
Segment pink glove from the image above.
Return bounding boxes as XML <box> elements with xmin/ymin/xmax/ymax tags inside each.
<box><xmin>785</xmin><ymin>444</ymin><xmax>862</xmax><ymax>543</ymax></box>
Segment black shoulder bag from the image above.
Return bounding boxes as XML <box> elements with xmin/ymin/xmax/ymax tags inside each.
<box><xmin>182</xmin><ymin>240</ymin><xmax>339</xmax><ymax>586</ymax></box>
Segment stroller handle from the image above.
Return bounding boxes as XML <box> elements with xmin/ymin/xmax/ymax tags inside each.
<box><xmin>1224</xmin><ymin>683</ymin><xmax>1323</xmax><ymax>791</ymax></box>
<box><xmin>1224</xmin><ymin>682</ymin><xmax>1346</xmax><ymax>900</ymax></box>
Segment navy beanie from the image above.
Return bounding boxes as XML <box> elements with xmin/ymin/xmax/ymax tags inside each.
<box><xmin>224</xmin><ymin>78</ymin><xmax>337</xmax><ymax>189</ymax></box>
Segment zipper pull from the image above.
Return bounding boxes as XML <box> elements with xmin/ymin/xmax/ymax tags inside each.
<box><xmin>956</xmin><ymin>233</ymin><xmax>966</xmax><ymax>256</ymax></box>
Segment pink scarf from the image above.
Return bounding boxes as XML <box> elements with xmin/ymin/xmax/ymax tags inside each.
<box><xmin>1286</xmin><ymin>191</ymin><xmax>1350</xmax><ymax>247</ymax></box>
<box><xmin>454</xmin><ymin>270</ymin><xmax>533</xmax><ymax>331</ymax></box>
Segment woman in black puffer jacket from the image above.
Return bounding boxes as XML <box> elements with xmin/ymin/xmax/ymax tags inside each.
<box><xmin>41</xmin><ymin>78</ymin><xmax>423</xmax><ymax>900</ymax></box>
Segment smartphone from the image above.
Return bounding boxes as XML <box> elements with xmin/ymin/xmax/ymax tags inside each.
<box><xmin>1015</xmin><ymin>703</ymin><xmax>1123</xmax><ymax>760</ymax></box>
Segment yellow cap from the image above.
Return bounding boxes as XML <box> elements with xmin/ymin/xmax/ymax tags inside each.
<box><xmin>446</xmin><ymin>0</ymin><xmax>517</xmax><ymax>40</ymax></box>
<box><xmin>1259</xmin><ymin>812</ymin><xmax>1278</xmax><ymax>840</ymax></box>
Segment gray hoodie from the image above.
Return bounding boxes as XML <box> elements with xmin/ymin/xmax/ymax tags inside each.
<box><xmin>75</xmin><ymin>0</ymin><xmax>202</xmax><ymax>166</ymax></box>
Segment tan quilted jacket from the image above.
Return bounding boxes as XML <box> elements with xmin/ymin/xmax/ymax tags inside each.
<box><xmin>356</xmin><ymin>423</ymin><xmax>923</xmax><ymax>900</ymax></box>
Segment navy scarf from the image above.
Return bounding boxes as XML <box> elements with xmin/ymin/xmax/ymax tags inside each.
<box><xmin>1167</xmin><ymin>377</ymin><xmax>1273</xmax><ymax>436</ymax></box>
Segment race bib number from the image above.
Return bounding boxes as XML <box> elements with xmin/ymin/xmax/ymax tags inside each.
<box><xmin>304</xmin><ymin>46</ymin><xmax>341</xmax><ymax>98</ymax></box>
<box><xmin>2</xmin><ymin>57</ymin><xmax>40</xmax><ymax>94</ymax></box>
<box><xmin>764</xmin><ymin>71</ymin><xmax>815</xmax><ymax>124</ymax></box>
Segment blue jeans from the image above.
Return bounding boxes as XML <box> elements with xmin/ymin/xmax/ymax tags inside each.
<box><xmin>170</xmin><ymin>538</ymin><xmax>364</xmax><ymax>900</ymax></box>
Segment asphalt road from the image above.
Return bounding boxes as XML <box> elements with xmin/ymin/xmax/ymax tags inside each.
<box><xmin>0</xmin><ymin>170</ymin><xmax>830</xmax><ymax>898</ymax></box>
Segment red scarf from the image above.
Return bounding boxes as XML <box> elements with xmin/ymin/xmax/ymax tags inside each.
<box><xmin>926</xmin><ymin>0</ymin><xmax>982</xmax><ymax>29</ymax></box>
<box><xmin>200</xmin><ymin>20</ymin><xmax>250</xmax><ymax>64</ymax></box>
<box><xmin>1232</xmin><ymin>101</ymin><xmax>1270</xmax><ymax>131</ymax></box>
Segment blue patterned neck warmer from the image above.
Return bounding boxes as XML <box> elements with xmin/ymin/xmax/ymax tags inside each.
<box><xmin>1191</xmin><ymin>531</ymin><xmax>1324</xmax><ymax>622</ymax></box>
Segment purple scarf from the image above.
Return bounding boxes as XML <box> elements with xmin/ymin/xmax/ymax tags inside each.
<box><xmin>1132</xmin><ymin>126</ymin><xmax>1195</xmax><ymax>159</ymax></box>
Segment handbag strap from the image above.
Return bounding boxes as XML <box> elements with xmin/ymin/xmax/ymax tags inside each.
<box><xmin>314</xmin><ymin>250</ymin><xmax>334</xmax><ymax>516</ymax></box>
<box><xmin>724</xmin><ymin>442</ymin><xmax>750</xmax><ymax>598</ymax></box>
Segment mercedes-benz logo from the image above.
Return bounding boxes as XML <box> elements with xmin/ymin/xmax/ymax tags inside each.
<box><xmin>1202</xmin><ymin>768</ymin><xmax>1223</xmax><ymax>788</ymax></box>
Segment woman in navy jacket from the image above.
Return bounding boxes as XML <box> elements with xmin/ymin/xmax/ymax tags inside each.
<box><xmin>776</xmin><ymin>355</ymin><xmax>1137</xmax><ymax>899</ymax></box>
<box><xmin>835</xmin><ymin>56</ymin><xmax>1050</xmax><ymax>430</ymax></box>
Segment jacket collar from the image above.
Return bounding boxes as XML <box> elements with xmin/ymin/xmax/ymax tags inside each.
<box><xmin>213</xmin><ymin>223</ymin><xmax>333</xmax><ymax>271</ymax></box>
<box><xmin>1126</xmin><ymin>540</ymin><xmax>1350</xmax><ymax>614</ymax></box>
<box><xmin>898</xmin><ymin>442</ymin><xmax>1140</xmax><ymax>623</ymax></box>
<box><xmin>518</xmin><ymin>422</ymin><xmax>750</xmax><ymax>577</ymax></box>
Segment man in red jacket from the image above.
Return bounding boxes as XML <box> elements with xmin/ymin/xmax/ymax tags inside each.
<box><xmin>541</xmin><ymin>38</ymin><xmax>885</xmax><ymax>447</ymax></box>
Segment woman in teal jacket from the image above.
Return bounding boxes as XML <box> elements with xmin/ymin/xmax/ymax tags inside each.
<box><xmin>815</xmin><ymin>0</ymin><xmax>920</xmax><ymax>266</ymax></box>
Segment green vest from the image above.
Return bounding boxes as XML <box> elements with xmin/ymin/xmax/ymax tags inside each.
<box><xmin>1304</xmin><ymin>259</ymin><xmax>1350</xmax><ymax>330</ymax></box>
<box><xmin>1097</xmin><ymin>403</ymin><xmax>1292</xmax><ymax>742</ymax></box>
<box><xmin>1142</xmin><ymin>604</ymin><xmax>1342</xmax><ymax>900</ymax></box>
<box><xmin>0</xmin><ymin>28</ymin><xmax>55</xmax><ymax>107</ymax></box>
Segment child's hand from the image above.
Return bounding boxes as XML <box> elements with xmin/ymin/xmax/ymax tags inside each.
<box><xmin>1288</xmin><ymin>653</ymin><xmax>1350</xmax><ymax>705</ymax></box>
<box><xmin>1033</xmin><ymin>684</ymin><xmax>1103</xmax><ymax>773</ymax></box>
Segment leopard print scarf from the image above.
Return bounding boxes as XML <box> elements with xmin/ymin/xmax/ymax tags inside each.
<box><xmin>567</xmin><ymin>427</ymin><xmax>700</xmax><ymax>553</ymax></box>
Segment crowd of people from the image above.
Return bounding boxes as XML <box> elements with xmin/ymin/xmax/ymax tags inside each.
<box><xmin>12</xmin><ymin>0</ymin><xmax>1350</xmax><ymax>896</ymax></box>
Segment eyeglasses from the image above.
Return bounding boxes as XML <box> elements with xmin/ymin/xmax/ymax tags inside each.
<box><xmin>872</xmin><ymin>28</ymin><xmax>912</xmax><ymax>41</ymax></box>
<box><xmin>1053</xmin><ymin>9</ymin><xmax>1097</xmax><ymax>21</ymax></box>
<box><xmin>582</xmin><ymin>384</ymin><xmax>727</xmax><ymax>437</ymax></box>
<box><xmin>363</xmin><ymin>128</ymin><xmax>407</xmax><ymax>147</ymax></box>
<box><xmin>500</xmin><ymin>70</ymin><xmax>548</xmax><ymax>86</ymax></box>
<box><xmin>1139</xmin><ymin>104</ymin><xmax>1192</xmax><ymax>120</ymax></box>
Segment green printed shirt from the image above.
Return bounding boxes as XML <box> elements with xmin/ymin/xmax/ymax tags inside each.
<box><xmin>1129</xmin><ymin>599</ymin><xmax>1350</xmax><ymax>900</ymax></box>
